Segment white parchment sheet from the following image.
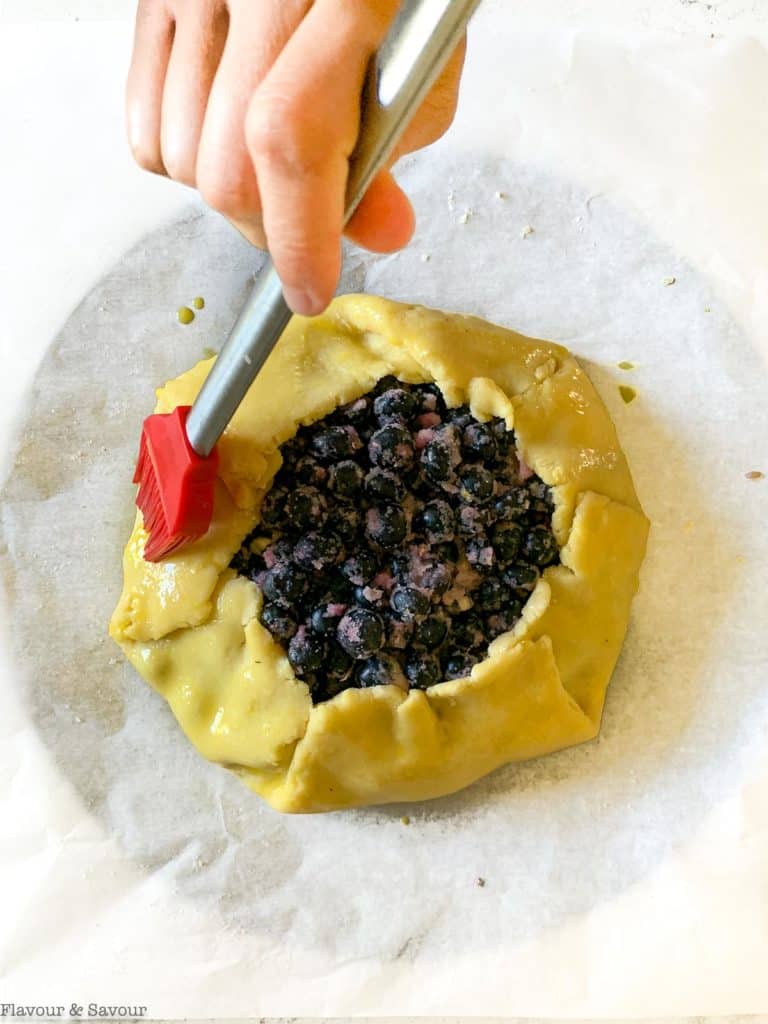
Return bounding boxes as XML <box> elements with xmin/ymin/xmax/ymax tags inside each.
<box><xmin>1</xmin><ymin>10</ymin><xmax>768</xmax><ymax>1020</ymax></box>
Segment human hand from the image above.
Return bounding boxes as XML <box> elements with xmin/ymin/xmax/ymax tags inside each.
<box><xmin>126</xmin><ymin>0</ymin><xmax>465</xmax><ymax>315</ymax></box>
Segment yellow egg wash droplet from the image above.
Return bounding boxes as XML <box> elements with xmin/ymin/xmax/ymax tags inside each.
<box><xmin>619</xmin><ymin>385</ymin><xmax>637</xmax><ymax>404</ymax></box>
<box><xmin>177</xmin><ymin>306</ymin><xmax>195</xmax><ymax>325</ymax></box>
<box><xmin>192</xmin><ymin>296</ymin><xmax>205</xmax><ymax>310</ymax></box>
<box><xmin>617</xmin><ymin>361</ymin><xmax>634</xmax><ymax>371</ymax></box>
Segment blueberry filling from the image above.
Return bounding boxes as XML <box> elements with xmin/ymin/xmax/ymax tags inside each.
<box><xmin>232</xmin><ymin>379</ymin><xmax>560</xmax><ymax>704</ymax></box>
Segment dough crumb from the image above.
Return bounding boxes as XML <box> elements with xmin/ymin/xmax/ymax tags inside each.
<box><xmin>704</xmin><ymin>306</ymin><xmax>712</xmax><ymax>313</ymax></box>
<box><xmin>447</xmin><ymin>189</ymin><xmax>456</xmax><ymax>211</ymax></box>
<box><xmin>420</xmin><ymin>253</ymin><xmax>431</xmax><ymax>263</ymax></box>
<box><xmin>745</xmin><ymin>470</ymin><xmax>764</xmax><ymax>480</ymax></box>
<box><xmin>494</xmin><ymin>190</ymin><xmax>507</xmax><ymax>200</ymax></box>
<box><xmin>663</xmin><ymin>276</ymin><xmax>677</xmax><ymax>286</ymax></box>
<box><xmin>400</xmin><ymin>815</ymin><xmax>411</xmax><ymax>826</ymax></box>
<box><xmin>244</xmin><ymin>353</ymin><xmax>252</xmax><ymax>365</ymax></box>
<box><xmin>476</xmin><ymin>877</ymin><xmax>486</xmax><ymax>887</ymax></box>
<box><xmin>458</xmin><ymin>208</ymin><xmax>474</xmax><ymax>225</ymax></box>
<box><xmin>521</xmin><ymin>224</ymin><xmax>535</xmax><ymax>239</ymax></box>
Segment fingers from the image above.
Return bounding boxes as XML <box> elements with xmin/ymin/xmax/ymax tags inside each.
<box><xmin>344</xmin><ymin>170</ymin><xmax>415</xmax><ymax>253</ymax></box>
<box><xmin>245</xmin><ymin>1</ymin><xmax>395</xmax><ymax>315</ymax></box>
<box><xmin>159</xmin><ymin>0</ymin><xmax>229</xmax><ymax>186</ymax></box>
<box><xmin>126</xmin><ymin>0</ymin><xmax>175</xmax><ymax>174</ymax></box>
<box><xmin>196</xmin><ymin>0</ymin><xmax>311</xmax><ymax>244</ymax></box>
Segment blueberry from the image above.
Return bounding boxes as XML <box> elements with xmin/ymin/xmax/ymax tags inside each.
<box><xmin>390</xmin><ymin>585</ymin><xmax>430</xmax><ymax>623</ymax></box>
<box><xmin>418</xmin><ymin>383</ymin><xmax>447</xmax><ymax>414</ymax></box>
<box><xmin>455</xmin><ymin>504</ymin><xmax>487</xmax><ymax>539</ymax></box>
<box><xmin>492</xmin><ymin>522</ymin><xmax>523</xmax><ymax>564</ymax></box>
<box><xmin>293</xmin><ymin>531</ymin><xmax>344</xmax><ymax>572</ymax></box>
<box><xmin>421</xmin><ymin>438</ymin><xmax>453</xmax><ymax>482</ymax></box>
<box><xmin>389</xmin><ymin>551</ymin><xmax>412</xmax><ymax>580</ymax></box>
<box><xmin>502</xmin><ymin>564</ymin><xmax>540</xmax><ymax>591</ymax></box>
<box><xmin>405</xmin><ymin>652</ymin><xmax>442</xmax><ymax>689</ymax></box>
<box><xmin>451</xmin><ymin>613</ymin><xmax>485</xmax><ymax>651</ymax></box>
<box><xmin>356</xmin><ymin>653</ymin><xmax>402</xmax><ymax>688</ymax></box>
<box><xmin>413</xmin><ymin>613</ymin><xmax>449</xmax><ymax>649</ymax></box>
<box><xmin>310</xmin><ymin>604</ymin><xmax>345</xmax><ymax>635</ymax></box>
<box><xmin>474</xmin><ymin>575</ymin><xmax>509</xmax><ymax>611</ymax></box>
<box><xmin>420</xmin><ymin>499</ymin><xmax>455</xmax><ymax>542</ymax></box>
<box><xmin>336</xmin><ymin>607</ymin><xmax>385</xmax><ymax>659</ymax></box>
<box><xmin>262</xmin><ymin>537</ymin><xmax>293</xmax><ymax>567</ymax></box>
<box><xmin>460</xmin><ymin>465</ymin><xmax>494</xmax><ymax>502</ymax></box>
<box><xmin>373</xmin><ymin>374</ymin><xmax>400</xmax><ymax>395</ymax></box>
<box><xmin>293</xmin><ymin>456</ymin><xmax>328</xmax><ymax>486</ymax></box>
<box><xmin>341</xmin><ymin>551</ymin><xmax>378</xmax><ymax>586</ymax></box>
<box><xmin>485</xmin><ymin>606</ymin><xmax>522</xmax><ymax>637</ymax></box>
<box><xmin>444</xmin><ymin>404</ymin><xmax>472</xmax><ymax>427</ymax></box>
<box><xmin>461</xmin><ymin>422</ymin><xmax>498</xmax><ymax>462</ymax></box>
<box><xmin>465</xmin><ymin>536</ymin><xmax>496</xmax><ymax>572</ymax></box>
<box><xmin>262</xmin><ymin>563</ymin><xmax>308</xmax><ymax>608</ymax></box>
<box><xmin>365</xmin><ymin>504</ymin><xmax>407</xmax><ymax>548</ymax></box>
<box><xmin>490</xmin><ymin>416</ymin><xmax>511</xmax><ymax>455</ymax></box>
<box><xmin>442</xmin><ymin>652</ymin><xmax>477</xmax><ymax>680</ymax></box>
<box><xmin>412</xmin><ymin>559</ymin><xmax>454</xmax><ymax>598</ymax></box>
<box><xmin>332</xmin><ymin>502</ymin><xmax>362</xmax><ymax>542</ymax></box>
<box><xmin>492</xmin><ymin>488</ymin><xmax>529</xmax><ymax>521</ymax></box>
<box><xmin>337</xmin><ymin>395</ymin><xmax>372</xmax><ymax>427</ymax></box>
<box><xmin>260</xmin><ymin>487</ymin><xmax>287</xmax><ymax>527</ymax></box>
<box><xmin>522</xmin><ymin>525</ymin><xmax>559</xmax><ymax>566</ymax></box>
<box><xmin>329</xmin><ymin>460</ymin><xmax>364</xmax><ymax>497</ymax></box>
<box><xmin>312</xmin><ymin>425</ymin><xmax>363</xmax><ymax>462</ymax></box>
<box><xmin>287</xmin><ymin>627</ymin><xmax>326</xmax><ymax>674</ymax></box>
<box><xmin>374</xmin><ymin>387</ymin><xmax>417</xmax><ymax>423</ymax></box>
<box><xmin>364</xmin><ymin>468</ymin><xmax>406</xmax><ymax>502</ymax></box>
<box><xmin>368</xmin><ymin>424</ymin><xmax>415</xmax><ymax>472</ymax></box>
<box><xmin>284</xmin><ymin>486</ymin><xmax>327</xmax><ymax>532</ymax></box>
<box><xmin>326</xmin><ymin>641</ymin><xmax>354</xmax><ymax>679</ymax></box>
<box><xmin>259</xmin><ymin>602</ymin><xmax>298</xmax><ymax>642</ymax></box>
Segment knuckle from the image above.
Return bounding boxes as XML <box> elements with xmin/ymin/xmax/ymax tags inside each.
<box><xmin>197</xmin><ymin>167</ymin><xmax>253</xmax><ymax>218</ymax></box>
<box><xmin>246</xmin><ymin>97</ymin><xmax>321</xmax><ymax>176</ymax></box>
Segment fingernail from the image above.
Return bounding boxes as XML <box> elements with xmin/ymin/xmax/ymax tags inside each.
<box><xmin>283</xmin><ymin>287</ymin><xmax>324</xmax><ymax>317</ymax></box>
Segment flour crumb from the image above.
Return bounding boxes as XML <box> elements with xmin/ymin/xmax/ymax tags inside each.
<box><xmin>494</xmin><ymin>190</ymin><xmax>507</xmax><ymax>200</ymax></box>
<box><xmin>447</xmin><ymin>189</ymin><xmax>456</xmax><ymax>211</ymax></box>
<box><xmin>521</xmin><ymin>224</ymin><xmax>535</xmax><ymax>239</ymax></box>
<box><xmin>420</xmin><ymin>253</ymin><xmax>431</xmax><ymax>263</ymax></box>
<box><xmin>458</xmin><ymin>208</ymin><xmax>473</xmax><ymax>225</ymax></box>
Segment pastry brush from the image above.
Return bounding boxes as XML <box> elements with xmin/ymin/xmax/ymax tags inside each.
<box><xmin>134</xmin><ymin>0</ymin><xmax>481</xmax><ymax>562</ymax></box>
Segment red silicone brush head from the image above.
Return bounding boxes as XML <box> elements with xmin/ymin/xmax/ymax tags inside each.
<box><xmin>133</xmin><ymin>405</ymin><xmax>219</xmax><ymax>562</ymax></box>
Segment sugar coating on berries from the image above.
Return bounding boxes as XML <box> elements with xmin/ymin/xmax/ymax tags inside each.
<box><xmin>233</xmin><ymin>378</ymin><xmax>560</xmax><ymax>702</ymax></box>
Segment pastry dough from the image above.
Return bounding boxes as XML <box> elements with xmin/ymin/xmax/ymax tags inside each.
<box><xmin>109</xmin><ymin>295</ymin><xmax>649</xmax><ymax>812</ymax></box>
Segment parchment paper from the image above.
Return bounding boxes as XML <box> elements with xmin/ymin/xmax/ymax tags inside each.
<box><xmin>2</xmin><ymin>16</ymin><xmax>768</xmax><ymax>1021</ymax></box>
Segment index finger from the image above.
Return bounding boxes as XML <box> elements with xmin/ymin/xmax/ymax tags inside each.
<box><xmin>244</xmin><ymin>1</ymin><xmax>399</xmax><ymax>316</ymax></box>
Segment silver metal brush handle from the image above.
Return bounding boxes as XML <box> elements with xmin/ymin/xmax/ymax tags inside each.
<box><xmin>186</xmin><ymin>0</ymin><xmax>481</xmax><ymax>457</ymax></box>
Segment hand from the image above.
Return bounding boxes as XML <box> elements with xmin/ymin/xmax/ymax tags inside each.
<box><xmin>126</xmin><ymin>0</ymin><xmax>465</xmax><ymax>315</ymax></box>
